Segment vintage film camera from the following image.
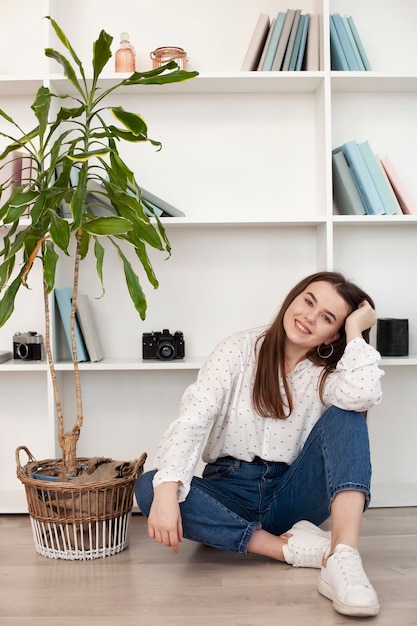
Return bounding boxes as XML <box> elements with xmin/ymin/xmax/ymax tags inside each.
<box><xmin>142</xmin><ymin>329</ymin><xmax>185</xmax><ymax>361</ymax></box>
<box><xmin>13</xmin><ymin>331</ymin><xmax>44</xmax><ymax>361</ymax></box>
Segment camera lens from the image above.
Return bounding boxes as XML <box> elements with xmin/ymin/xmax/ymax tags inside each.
<box><xmin>16</xmin><ymin>343</ymin><xmax>29</xmax><ymax>359</ymax></box>
<box><xmin>157</xmin><ymin>342</ymin><xmax>175</xmax><ymax>360</ymax></box>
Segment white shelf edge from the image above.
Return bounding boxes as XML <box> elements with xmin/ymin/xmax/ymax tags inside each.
<box><xmin>380</xmin><ymin>356</ymin><xmax>417</xmax><ymax>366</ymax></box>
<box><xmin>54</xmin><ymin>357</ymin><xmax>205</xmax><ymax>371</ymax></box>
<box><xmin>333</xmin><ymin>215</ymin><xmax>417</xmax><ymax>225</ymax></box>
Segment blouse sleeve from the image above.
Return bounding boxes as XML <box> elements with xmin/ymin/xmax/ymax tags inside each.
<box><xmin>151</xmin><ymin>333</ymin><xmax>245</xmax><ymax>501</ymax></box>
<box><xmin>322</xmin><ymin>337</ymin><xmax>384</xmax><ymax>411</ymax></box>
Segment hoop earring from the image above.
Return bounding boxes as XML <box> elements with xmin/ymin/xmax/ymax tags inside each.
<box><xmin>317</xmin><ymin>343</ymin><xmax>334</xmax><ymax>359</ymax></box>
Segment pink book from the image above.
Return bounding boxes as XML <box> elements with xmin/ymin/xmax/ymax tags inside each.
<box><xmin>380</xmin><ymin>156</ymin><xmax>417</xmax><ymax>215</ymax></box>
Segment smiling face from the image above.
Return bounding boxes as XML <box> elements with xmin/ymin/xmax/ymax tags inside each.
<box><xmin>283</xmin><ymin>280</ymin><xmax>351</xmax><ymax>355</ymax></box>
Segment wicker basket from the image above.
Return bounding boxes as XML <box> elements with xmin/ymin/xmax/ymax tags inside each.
<box><xmin>16</xmin><ymin>446</ymin><xmax>147</xmax><ymax>560</ymax></box>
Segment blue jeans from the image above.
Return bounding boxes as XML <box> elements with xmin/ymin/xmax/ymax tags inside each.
<box><xmin>135</xmin><ymin>406</ymin><xmax>372</xmax><ymax>555</ymax></box>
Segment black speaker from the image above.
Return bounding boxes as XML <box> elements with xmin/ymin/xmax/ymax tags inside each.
<box><xmin>376</xmin><ymin>318</ymin><xmax>409</xmax><ymax>357</ymax></box>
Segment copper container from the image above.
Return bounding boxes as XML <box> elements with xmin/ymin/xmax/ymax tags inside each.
<box><xmin>150</xmin><ymin>46</ymin><xmax>188</xmax><ymax>70</ymax></box>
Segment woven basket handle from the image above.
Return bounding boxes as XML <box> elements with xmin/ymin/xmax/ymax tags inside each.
<box><xmin>15</xmin><ymin>446</ymin><xmax>37</xmax><ymax>473</ymax></box>
<box><xmin>132</xmin><ymin>452</ymin><xmax>148</xmax><ymax>477</ymax></box>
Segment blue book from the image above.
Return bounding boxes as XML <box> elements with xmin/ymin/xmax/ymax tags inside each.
<box><xmin>358</xmin><ymin>141</ymin><xmax>399</xmax><ymax>215</ymax></box>
<box><xmin>260</xmin><ymin>12</ymin><xmax>286</xmax><ymax>71</ymax></box>
<box><xmin>329</xmin><ymin>15</ymin><xmax>349</xmax><ymax>70</ymax></box>
<box><xmin>282</xmin><ymin>9</ymin><xmax>302</xmax><ymax>71</ymax></box>
<box><xmin>331</xmin><ymin>14</ymin><xmax>361</xmax><ymax>70</ymax></box>
<box><xmin>332</xmin><ymin>150</ymin><xmax>366</xmax><ymax>215</ymax></box>
<box><xmin>333</xmin><ymin>141</ymin><xmax>385</xmax><ymax>215</ymax></box>
<box><xmin>295</xmin><ymin>14</ymin><xmax>310</xmax><ymax>71</ymax></box>
<box><xmin>341</xmin><ymin>15</ymin><xmax>365</xmax><ymax>70</ymax></box>
<box><xmin>55</xmin><ymin>288</ymin><xmax>89</xmax><ymax>362</ymax></box>
<box><xmin>288</xmin><ymin>12</ymin><xmax>305</xmax><ymax>71</ymax></box>
<box><xmin>347</xmin><ymin>16</ymin><xmax>372</xmax><ymax>71</ymax></box>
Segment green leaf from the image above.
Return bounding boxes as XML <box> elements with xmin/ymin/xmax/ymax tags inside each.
<box><xmin>49</xmin><ymin>210</ymin><xmax>71</xmax><ymax>253</ymax></box>
<box><xmin>45</xmin><ymin>16</ymin><xmax>85</xmax><ymax>81</ymax></box>
<box><xmin>83</xmin><ymin>216</ymin><xmax>131</xmax><ymax>235</ymax></box>
<box><xmin>31</xmin><ymin>86</ymin><xmax>51</xmax><ymax>142</ymax></box>
<box><xmin>79</xmin><ymin>228</ymin><xmax>90</xmax><ymax>260</ymax></box>
<box><xmin>134</xmin><ymin>240</ymin><xmax>159</xmax><ymax>289</ymax></box>
<box><xmin>93</xmin><ymin>30</ymin><xmax>113</xmax><ymax>80</ymax></box>
<box><xmin>93</xmin><ymin>238</ymin><xmax>105</xmax><ymax>293</ymax></box>
<box><xmin>43</xmin><ymin>241</ymin><xmax>59</xmax><ymax>293</ymax></box>
<box><xmin>123</xmin><ymin>64</ymin><xmax>199</xmax><ymax>85</ymax></box>
<box><xmin>0</xmin><ymin>272</ymin><xmax>24</xmax><ymax>326</ymax></box>
<box><xmin>110</xmin><ymin>107</ymin><xmax>148</xmax><ymax>136</ymax></box>
<box><xmin>114</xmin><ymin>244</ymin><xmax>147</xmax><ymax>320</ymax></box>
<box><xmin>44</xmin><ymin>48</ymin><xmax>83</xmax><ymax>96</ymax></box>
<box><xmin>67</xmin><ymin>149</ymin><xmax>110</xmax><ymax>162</ymax></box>
<box><xmin>0</xmin><ymin>257</ymin><xmax>15</xmax><ymax>290</ymax></box>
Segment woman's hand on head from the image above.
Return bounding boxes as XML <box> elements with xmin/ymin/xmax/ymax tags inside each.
<box><xmin>148</xmin><ymin>482</ymin><xmax>183</xmax><ymax>554</ymax></box>
<box><xmin>345</xmin><ymin>300</ymin><xmax>377</xmax><ymax>341</ymax></box>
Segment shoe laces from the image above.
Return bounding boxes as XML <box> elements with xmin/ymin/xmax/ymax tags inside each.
<box><xmin>334</xmin><ymin>546</ymin><xmax>371</xmax><ymax>587</ymax></box>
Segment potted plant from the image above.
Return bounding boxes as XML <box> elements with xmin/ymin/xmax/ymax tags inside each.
<box><xmin>0</xmin><ymin>17</ymin><xmax>197</xmax><ymax>559</ymax></box>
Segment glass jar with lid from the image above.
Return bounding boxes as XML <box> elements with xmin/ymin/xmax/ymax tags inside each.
<box><xmin>150</xmin><ymin>47</ymin><xmax>188</xmax><ymax>70</ymax></box>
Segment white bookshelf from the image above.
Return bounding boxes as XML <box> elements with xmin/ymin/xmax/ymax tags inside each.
<box><xmin>1</xmin><ymin>0</ymin><xmax>416</xmax><ymax>512</ymax></box>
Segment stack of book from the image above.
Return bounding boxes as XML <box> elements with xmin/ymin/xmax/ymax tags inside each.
<box><xmin>241</xmin><ymin>9</ymin><xmax>319</xmax><ymax>71</ymax></box>
<box><xmin>55</xmin><ymin>288</ymin><xmax>104</xmax><ymax>362</ymax></box>
<box><xmin>330</xmin><ymin>13</ymin><xmax>371</xmax><ymax>71</ymax></box>
<box><xmin>332</xmin><ymin>140</ymin><xmax>417</xmax><ymax>216</ymax></box>
<box><xmin>85</xmin><ymin>179</ymin><xmax>185</xmax><ymax>219</ymax></box>
<box><xmin>0</xmin><ymin>151</ymin><xmax>35</xmax><ymax>217</ymax></box>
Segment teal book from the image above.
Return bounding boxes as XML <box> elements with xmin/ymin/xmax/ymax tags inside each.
<box><xmin>295</xmin><ymin>14</ymin><xmax>310</xmax><ymax>71</ymax></box>
<box><xmin>341</xmin><ymin>15</ymin><xmax>365</xmax><ymax>70</ymax></box>
<box><xmin>271</xmin><ymin>9</ymin><xmax>297</xmax><ymax>71</ymax></box>
<box><xmin>358</xmin><ymin>140</ymin><xmax>399</xmax><ymax>215</ymax></box>
<box><xmin>333</xmin><ymin>141</ymin><xmax>385</xmax><ymax>215</ymax></box>
<box><xmin>55</xmin><ymin>288</ymin><xmax>89</xmax><ymax>362</ymax></box>
<box><xmin>331</xmin><ymin>14</ymin><xmax>362</xmax><ymax>70</ymax></box>
<box><xmin>282</xmin><ymin>9</ymin><xmax>302</xmax><ymax>71</ymax></box>
<box><xmin>332</xmin><ymin>150</ymin><xmax>366</xmax><ymax>215</ymax></box>
<box><xmin>260</xmin><ymin>12</ymin><xmax>286</xmax><ymax>71</ymax></box>
<box><xmin>329</xmin><ymin>15</ymin><xmax>349</xmax><ymax>70</ymax></box>
<box><xmin>347</xmin><ymin>16</ymin><xmax>372</xmax><ymax>71</ymax></box>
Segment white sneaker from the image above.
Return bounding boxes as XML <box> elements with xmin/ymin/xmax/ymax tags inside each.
<box><xmin>282</xmin><ymin>520</ymin><xmax>331</xmax><ymax>568</ymax></box>
<box><xmin>318</xmin><ymin>544</ymin><xmax>380</xmax><ymax>617</ymax></box>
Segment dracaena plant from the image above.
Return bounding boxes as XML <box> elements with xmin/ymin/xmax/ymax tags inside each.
<box><xmin>0</xmin><ymin>17</ymin><xmax>197</xmax><ymax>477</ymax></box>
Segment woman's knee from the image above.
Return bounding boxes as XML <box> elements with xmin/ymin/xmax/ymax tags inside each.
<box><xmin>135</xmin><ymin>469</ymin><xmax>157</xmax><ymax>516</ymax></box>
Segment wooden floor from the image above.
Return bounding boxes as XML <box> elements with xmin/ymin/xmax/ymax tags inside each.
<box><xmin>0</xmin><ymin>508</ymin><xmax>416</xmax><ymax>625</ymax></box>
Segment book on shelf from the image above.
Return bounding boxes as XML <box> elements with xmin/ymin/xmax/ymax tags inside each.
<box><xmin>332</xmin><ymin>150</ymin><xmax>366</xmax><ymax>216</ymax></box>
<box><xmin>346</xmin><ymin>15</ymin><xmax>371</xmax><ymax>70</ymax></box>
<box><xmin>0</xmin><ymin>350</ymin><xmax>12</xmax><ymax>364</ymax></box>
<box><xmin>329</xmin><ymin>14</ymin><xmax>349</xmax><ymax>70</ymax></box>
<box><xmin>282</xmin><ymin>9</ymin><xmax>302</xmax><ymax>71</ymax></box>
<box><xmin>271</xmin><ymin>9</ymin><xmax>297</xmax><ymax>71</ymax></box>
<box><xmin>330</xmin><ymin>14</ymin><xmax>371</xmax><ymax>71</ymax></box>
<box><xmin>259</xmin><ymin>13</ymin><xmax>285</xmax><ymax>71</ymax></box>
<box><xmin>76</xmin><ymin>294</ymin><xmax>104</xmax><ymax>362</ymax></box>
<box><xmin>341</xmin><ymin>15</ymin><xmax>365</xmax><ymax>70</ymax></box>
<box><xmin>305</xmin><ymin>13</ymin><xmax>319</xmax><ymax>70</ymax></box>
<box><xmin>55</xmin><ymin>288</ymin><xmax>89</xmax><ymax>362</ymax></box>
<box><xmin>241</xmin><ymin>13</ymin><xmax>270</xmax><ymax>70</ymax></box>
<box><xmin>380</xmin><ymin>156</ymin><xmax>417</xmax><ymax>215</ymax></box>
<box><xmin>330</xmin><ymin>14</ymin><xmax>362</xmax><ymax>71</ymax></box>
<box><xmin>85</xmin><ymin>179</ymin><xmax>184</xmax><ymax>218</ymax></box>
<box><xmin>252</xmin><ymin>9</ymin><xmax>314</xmax><ymax>72</ymax></box>
<box><xmin>294</xmin><ymin>14</ymin><xmax>310</xmax><ymax>71</ymax></box>
<box><xmin>357</xmin><ymin>141</ymin><xmax>399</xmax><ymax>215</ymax></box>
<box><xmin>0</xmin><ymin>151</ymin><xmax>23</xmax><ymax>206</ymax></box>
<box><xmin>332</xmin><ymin>141</ymin><xmax>385</xmax><ymax>215</ymax></box>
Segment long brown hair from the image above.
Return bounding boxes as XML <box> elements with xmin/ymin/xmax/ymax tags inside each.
<box><xmin>252</xmin><ymin>271</ymin><xmax>375</xmax><ymax>419</ymax></box>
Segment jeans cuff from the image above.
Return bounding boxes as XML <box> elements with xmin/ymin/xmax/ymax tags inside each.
<box><xmin>239</xmin><ymin>521</ymin><xmax>262</xmax><ymax>555</ymax></box>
